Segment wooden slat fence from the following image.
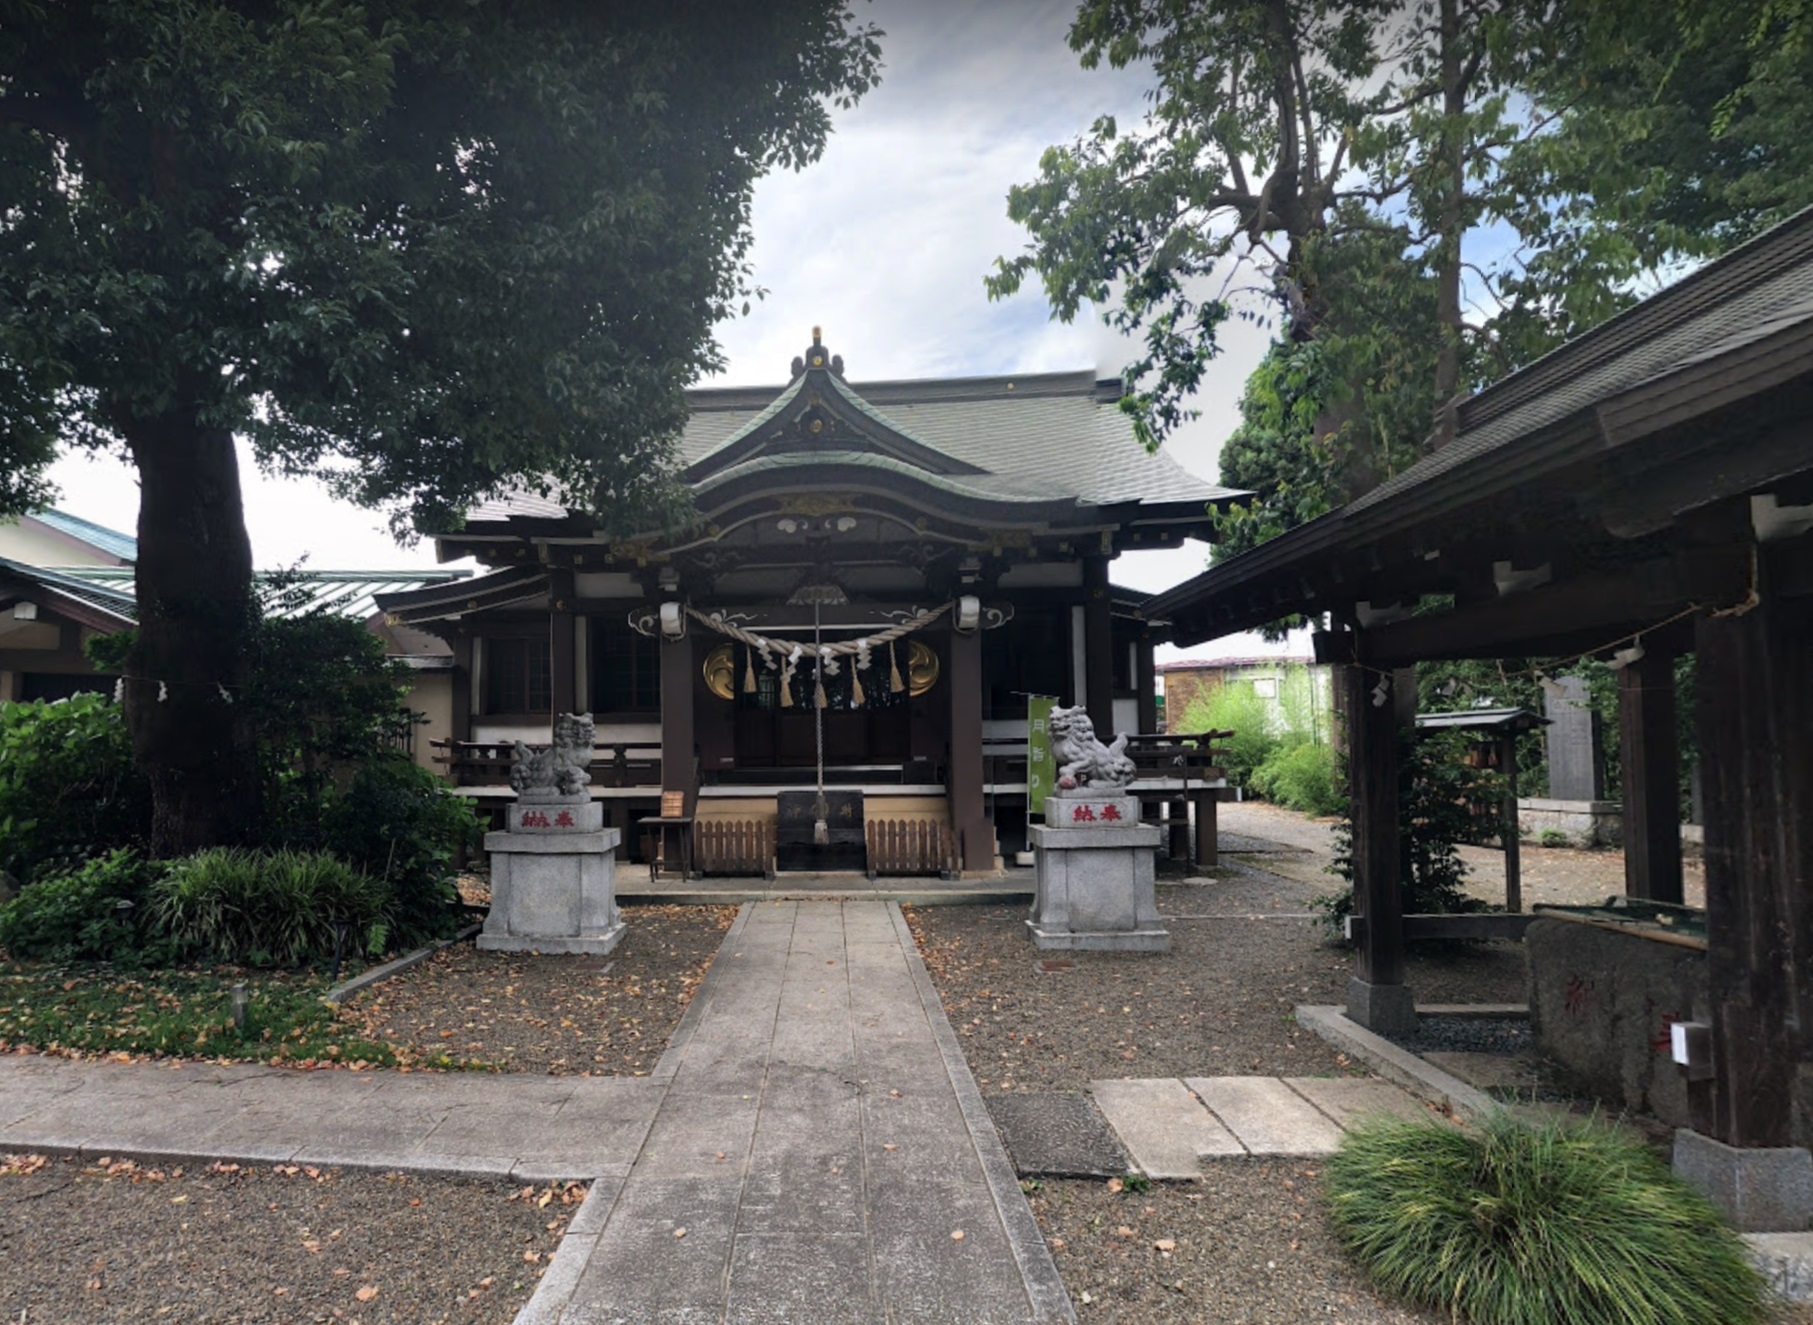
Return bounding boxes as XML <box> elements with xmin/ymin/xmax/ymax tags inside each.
<box><xmin>695</xmin><ymin>819</ymin><xmax>774</xmax><ymax>877</ymax></box>
<box><xmin>865</xmin><ymin>819</ymin><xmax>956</xmax><ymax>877</ymax></box>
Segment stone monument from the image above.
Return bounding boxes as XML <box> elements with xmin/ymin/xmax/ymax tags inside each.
<box><xmin>1026</xmin><ymin>706</ymin><xmax>1168</xmax><ymax>952</ymax></box>
<box><xmin>479</xmin><ymin>713</ymin><xmax>625</xmax><ymax>955</ymax></box>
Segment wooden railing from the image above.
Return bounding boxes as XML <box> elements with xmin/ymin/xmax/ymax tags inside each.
<box><xmin>1124</xmin><ymin>730</ymin><xmax>1231</xmax><ymax>782</ymax></box>
<box><xmin>695</xmin><ymin>819</ymin><xmax>775</xmax><ymax>876</ymax></box>
<box><xmin>430</xmin><ymin>739</ymin><xmax>663</xmax><ymax>788</ymax></box>
<box><xmin>866</xmin><ymin>819</ymin><xmax>957</xmax><ymax>877</ymax></box>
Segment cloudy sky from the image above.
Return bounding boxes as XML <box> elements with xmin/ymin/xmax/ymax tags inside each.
<box><xmin>45</xmin><ymin>0</ymin><xmax>1295</xmax><ymax>660</ymax></box>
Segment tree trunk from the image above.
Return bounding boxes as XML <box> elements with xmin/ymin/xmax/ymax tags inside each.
<box><xmin>1432</xmin><ymin>0</ymin><xmax>1466</xmax><ymax>447</ymax></box>
<box><xmin>123</xmin><ymin>412</ymin><xmax>261</xmax><ymax>856</ymax></box>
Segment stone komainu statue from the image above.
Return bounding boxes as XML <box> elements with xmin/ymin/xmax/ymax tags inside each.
<box><xmin>510</xmin><ymin>712</ymin><xmax>595</xmax><ymax>800</ymax></box>
<box><xmin>1047</xmin><ymin>704</ymin><xmax>1135</xmax><ymax>794</ymax></box>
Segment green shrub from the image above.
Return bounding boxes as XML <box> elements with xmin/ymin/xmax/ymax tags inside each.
<box><xmin>1178</xmin><ymin>680</ymin><xmax>1275</xmax><ymax>790</ymax></box>
<box><xmin>1318</xmin><ymin>729</ymin><xmax>1494</xmax><ymax>937</ymax></box>
<box><xmin>0</xmin><ymin>694</ymin><xmax>151</xmax><ymax>882</ymax></box>
<box><xmin>1251</xmin><ymin>740</ymin><xmax>1344</xmax><ymax>816</ymax></box>
<box><xmin>1539</xmin><ymin>828</ymin><xmax>1570</xmax><ymax>848</ymax></box>
<box><xmin>0</xmin><ymin>849</ymin><xmax>168</xmax><ymax>963</ymax></box>
<box><xmin>1326</xmin><ymin>1113</ymin><xmax>1766</xmax><ymax>1325</ymax></box>
<box><xmin>319</xmin><ymin>758</ymin><xmax>483</xmax><ymax>947</ymax></box>
<box><xmin>151</xmin><ymin>848</ymin><xmax>388</xmax><ymax>968</ymax></box>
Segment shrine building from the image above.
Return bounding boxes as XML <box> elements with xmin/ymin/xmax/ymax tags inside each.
<box><xmin>376</xmin><ymin>332</ymin><xmax>1240</xmax><ymax>874</ymax></box>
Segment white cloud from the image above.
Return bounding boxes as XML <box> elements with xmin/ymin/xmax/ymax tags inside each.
<box><xmin>47</xmin><ymin>0</ymin><xmax>1271</xmax><ymax>588</ymax></box>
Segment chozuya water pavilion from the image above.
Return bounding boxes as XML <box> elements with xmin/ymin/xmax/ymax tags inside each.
<box><xmin>377</xmin><ymin>332</ymin><xmax>1240</xmax><ymax>875</ymax></box>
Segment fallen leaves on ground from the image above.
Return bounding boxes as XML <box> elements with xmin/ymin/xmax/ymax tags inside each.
<box><xmin>348</xmin><ymin>905</ymin><xmax>736</xmax><ymax>1075</ymax></box>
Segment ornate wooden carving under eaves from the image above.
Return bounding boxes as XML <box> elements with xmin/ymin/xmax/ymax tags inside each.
<box><xmin>776</xmin><ymin>493</ymin><xmax>862</xmax><ymax>518</ymax></box>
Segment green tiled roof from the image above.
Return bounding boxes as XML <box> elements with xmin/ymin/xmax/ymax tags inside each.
<box><xmin>32</xmin><ymin>509</ymin><xmax>138</xmax><ymax>562</ymax></box>
<box><xmin>470</xmin><ymin>366</ymin><xmax>1242</xmax><ymax>525</ymax></box>
<box><xmin>682</xmin><ymin>369</ymin><xmax>1233</xmax><ymax>509</ymax></box>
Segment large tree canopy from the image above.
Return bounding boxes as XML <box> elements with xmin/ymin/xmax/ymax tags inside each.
<box><xmin>991</xmin><ymin>0</ymin><xmax>1813</xmax><ymax>570</ymax></box>
<box><xmin>0</xmin><ymin>0</ymin><xmax>880</xmax><ymax>852</ymax></box>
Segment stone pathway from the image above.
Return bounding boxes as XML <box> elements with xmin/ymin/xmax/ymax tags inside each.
<box><xmin>0</xmin><ymin>1054</ymin><xmax>662</xmax><ymax>1183</ymax></box>
<box><xmin>1089</xmin><ymin>1075</ymin><xmax>1431</xmax><ymax>1179</ymax></box>
<box><xmin>522</xmin><ymin>899</ymin><xmax>1070</xmax><ymax>1324</ymax></box>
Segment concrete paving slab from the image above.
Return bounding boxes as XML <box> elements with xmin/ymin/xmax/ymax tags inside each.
<box><xmin>724</xmin><ymin>1233</ymin><xmax>876</xmax><ymax>1325</ymax></box>
<box><xmin>1187</xmin><ymin>1076</ymin><xmax>1347</xmax><ymax>1156</ymax></box>
<box><xmin>1089</xmin><ymin>1077</ymin><xmax>1242</xmax><ymax>1177</ymax></box>
<box><xmin>1295</xmin><ymin>1004</ymin><xmax>1497</xmax><ymax>1120</ymax></box>
<box><xmin>1283</xmin><ymin>1076</ymin><xmax>1433</xmax><ymax>1130</ymax></box>
<box><xmin>520</xmin><ymin>900</ymin><xmax>1073</xmax><ymax>1324</ymax></box>
<box><xmin>989</xmin><ymin>1092</ymin><xmax>1130</xmax><ymax>1177</ymax></box>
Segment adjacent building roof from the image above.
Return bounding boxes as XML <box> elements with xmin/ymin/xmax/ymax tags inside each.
<box><xmin>28</xmin><ymin>509</ymin><xmax>139</xmax><ymax>563</ymax></box>
<box><xmin>0</xmin><ymin>564</ymin><xmax>471</xmax><ymax>629</ymax></box>
<box><xmin>0</xmin><ymin>555</ymin><xmax>139</xmax><ymax>629</ymax></box>
<box><xmin>1156</xmin><ymin>656</ymin><xmax>1315</xmax><ymax>672</ymax></box>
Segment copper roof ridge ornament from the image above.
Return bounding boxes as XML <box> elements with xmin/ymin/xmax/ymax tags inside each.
<box><xmin>791</xmin><ymin>327</ymin><xmax>844</xmax><ymax>381</ymax></box>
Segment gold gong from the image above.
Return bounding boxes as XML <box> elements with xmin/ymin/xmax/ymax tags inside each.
<box><xmin>702</xmin><ymin>643</ymin><xmax>736</xmax><ymax>700</ymax></box>
<box><xmin>906</xmin><ymin>639</ymin><xmax>939</xmax><ymax>696</ymax></box>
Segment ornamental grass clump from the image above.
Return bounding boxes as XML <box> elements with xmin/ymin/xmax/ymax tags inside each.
<box><xmin>1325</xmin><ymin>1112</ymin><xmax>1767</xmax><ymax>1325</ymax></box>
<box><xmin>151</xmin><ymin>848</ymin><xmax>387</xmax><ymax>968</ymax></box>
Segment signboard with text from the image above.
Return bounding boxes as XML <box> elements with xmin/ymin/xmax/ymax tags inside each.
<box><xmin>1027</xmin><ymin>696</ymin><xmax>1056</xmax><ymax>818</ymax></box>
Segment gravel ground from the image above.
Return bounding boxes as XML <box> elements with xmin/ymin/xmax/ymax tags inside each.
<box><xmin>911</xmin><ymin>801</ymin><xmax>1744</xmax><ymax>1325</ymax></box>
<box><xmin>907</xmin><ymin>859</ymin><xmax>1526</xmax><ymax>1095</ymax></box>
<box><xmin>1217</xmin><ymin>800</ymin><xmax>1707</xmax><ymax>911</ymax></box>
<box><xmin>0</xmin><ymin>1152</ymin><xmax>582</xmax><ymax>1324</ymax></box>
<box><xmin>1029</xmin><ymin>1165</ymin><xmax>1440</xmax><ymax>1325</ymax></box>
<box><xmin>347</xmin><ymin>903</ymin><xmax>736</xmax><ymax>1074</ymax></box>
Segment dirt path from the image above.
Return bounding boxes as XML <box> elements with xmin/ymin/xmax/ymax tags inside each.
<box><xmin>1217</xmin><ymin>800</ymin><xmax>1705</xmax><ymax>911</ymax></box>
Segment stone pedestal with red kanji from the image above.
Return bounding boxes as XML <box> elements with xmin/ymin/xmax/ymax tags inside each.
<box><xmin>1027</xmin><ymin>795</ymin><xmax>1168</xmax><ymax>952</ymax></box>
<box><xmin>479</xmin><ymin>795</ymin><xmax>623</xmax><ymax>955</ymax></box>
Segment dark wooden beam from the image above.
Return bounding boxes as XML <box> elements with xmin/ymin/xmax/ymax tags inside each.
<box><xmin>1135</xmin><ymin>634</ymin><xmax>1157</xmax><ymax>736</ymax></box>
<box><xmin>1692</xmin><ymin>541</ymin><xmax>1813</xmax><ymax>1148</ymax></box>
<box><xmin>1344</xmin><ymin>653</ymin><xmax>1415</xmax><ymax>1032</ymax></box>
<box><xmin>449</xmin><ymin>634</ymin><xmax>473</xmax><ymax>744</ymax></box>
<box><xmin>1620</xmin><ymin>646</ymin><xmax>1683</xmax><ymax>904</ymax></box>
<box><xmin>947</xmin><ymin>625</ymin><xmax>990</xmax><ymax>872</ymax></box>
<box><xmin>659</xmin><ymin>633</ymin><xmax>695</xmax><ymax>797</ymax></box>
<box><xmin>548</xmin><ymin>568</ymin><xmax>576</xmax><ymax>718</ymax></box>
<box><xmin>1361</xmin><ymin>549</ymin><xmax>1751</xmax><ymax>667</ymax></box>
<box><xmin>1348</xmin><ymin>913</ymin><xmax>1539</xmax><ymax>942</ymax></box>
<box><xmin>1083</xmin><ymin>556</ymin><xmax>1114</xmax><ymax>737</ymax></box>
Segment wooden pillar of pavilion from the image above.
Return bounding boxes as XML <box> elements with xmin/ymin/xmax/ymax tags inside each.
<box><xmin>549</xmin><ymin>568</ymin><xmax>577</xmax><ymax>719</ymax></box>
<box><xmin>1135</xmin><ymin>631</ymin><xmax>1157</xmax><ymax>736</ymax></box>
<box><xmin>1690</xmin><ymin>544</ymin><xmax>1813</xmax><ymax>1154</ymax></box>
<box><xmin>659</xmin><ymin>630</ymin><xmax>695</xmax><ymax>797</ymax></box>
<box><xmin>1083</xmin><ymin>555</ymin><xmax>1114</xmax><ymax>738</ymax></box>
<box><xmin>1619</xmin><ymin>646</ymin><xmax>1684</xmax><ymax>904</ymax></box>
<box><xmin>947</xmin><ymin>625</ymin><xmax>991</xmax><ymax>873</ymax></box>
<box><xmin>448</xmin><ymin>631</ymin><xmax>473</xmax><ymax>745</ymax></box>
<box><xmin>1344</xmin><ymin>650</ymin><xmax>1416</xmax><ymax>1035</ymax></box>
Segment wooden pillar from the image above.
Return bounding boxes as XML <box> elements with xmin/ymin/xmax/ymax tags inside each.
<box><xmin>1500</xmin><ymin>733</ymin><xmax>1521</xmax><ymax>913</ymax></box>
<box><xmin>1135</xmin><ymin>632</ymin><xmax>1157</xmax><ymax>735</ymax></box>
<box><xmin>1167</xmin><ymin>798</ymin><xmax>1188</xmax><ymax>860</ymax></box>
<box><xmin>1083</xmin><ymin>556</ymin><xmax>1114</xmax><ymax>738</ymax></box>
<box><xmin>659</xmin><ymin>631</ymin><xmax>695</xmax><ymax>796</ymax></box>
<box><xmin>1692</xmin><ymin>551</ymin><xmax>1813</xmax><ymax>1150</ymax></box>
<box><xmin>1620</xmin><ymin>647</ymin><xmax>1683</xmax><ymax>904</ymax></box>
<box><xmin>448</xmin><ymin>632</ymin><xmax>473</xmax><ymax>744</ymax></box>
<box><xmin>947</xmin><ymin>626</ymin><xmax>991</xmax><ymax>872</ymax></box>
<box><xmin>1193</xmin><ymin>789</ymin><xmax>1218</xmax><ymax>870</ymax></box>
<box><xmin>1345</xmin><ymin>654</ymin><xmax>1415</xmax><ymax>1034</ymax></box>
<box><xmin>549</xmin><ymin>568</ymin><xmax>576</xmax><ymax>718</ymax></box>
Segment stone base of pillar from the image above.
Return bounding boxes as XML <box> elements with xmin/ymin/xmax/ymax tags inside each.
<box><xmin>479</xmin><ymin>828</ymin><xmax>625</xmax><ymax>956</ymax></box>
<box><xmin>1027</xmin><ymin>804</ymin><xmax>1167</xmax><ymax>952</ymax></box>
<box><xmin>1346</xmin><ymin>977</ymin><xmax>1418</xmax><ymax>1037</ymax></box>
<box><xmin>1673</xmin><ymin>1130</ymin><xmax>1813</xmax><ymax>1232</ymax></box>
